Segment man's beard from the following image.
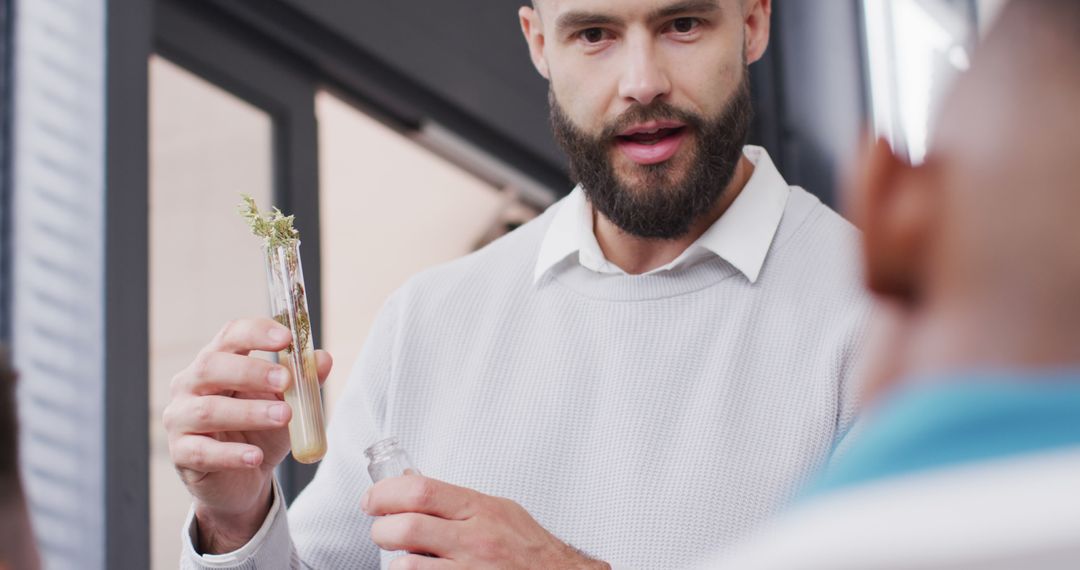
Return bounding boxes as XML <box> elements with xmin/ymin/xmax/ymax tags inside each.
<box><xmin>550</xmin><ymin>73</ymin><xmax>754</xmax><ymax>240</ymax></box>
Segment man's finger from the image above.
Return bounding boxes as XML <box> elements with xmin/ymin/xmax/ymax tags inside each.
<box><xmin>364</xmin><ymin>475</ymin><xmax>479</xmax><ymax>520</ymax></box>
<box><xmin>178</xmin><ymin>351</ymin><xmax>291</xmax><ymax>396</ymax></box>
<box><xmin>388</xmin><ymin>554</ymin><xmax>456</xmax><ymax>570</ymax></box>
<box><xmin>204</xmin><ymin>318</ymin><xmax>292</xmax><ymax>356</ymax></box>
<box><xmin>370</xmin><ymin>513</ymin><xmax>459</xmax><ymax>557</ymax></box>
<box><xmin>315</xmin><ymin>349</ymin><xmax>333</xmax><ymax>384</ymax></box>
<box><xmin>166</xmin><ymin>395</ymin><xmax>291</xmax><ymax>434</ymax></box>
<box><xmin>171</xmin><ymin>435</ymin><xmax>264</xmax><ymax>473</ymax></box>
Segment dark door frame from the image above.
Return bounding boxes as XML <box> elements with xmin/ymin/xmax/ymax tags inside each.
<box><xmin>106</xmin><ymin>0</ymin><xmax>153</xmax><ymax>567</ymax></box>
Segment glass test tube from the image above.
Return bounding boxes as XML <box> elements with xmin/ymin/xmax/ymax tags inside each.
<box><xmin>264</xmin><ymin>240</ymin><xmax>327</xmax><ymax>464</ymax></box>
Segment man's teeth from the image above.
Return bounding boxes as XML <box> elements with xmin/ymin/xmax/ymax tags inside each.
<box><xmin>623</xmin><ymin>128</ymin><xmax>674</xmax><ymax>144</ymax></box>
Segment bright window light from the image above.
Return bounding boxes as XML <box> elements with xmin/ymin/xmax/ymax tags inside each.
<box><xmin>863</xmin><ymin>0</ymin><xmax>975</xmax><ymax>164</ymax></box>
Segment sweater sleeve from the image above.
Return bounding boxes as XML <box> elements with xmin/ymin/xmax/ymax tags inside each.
<box><xmin>177</xmin><ymin>288</ymin><xmax>408</xmax><ymax>569</ymax></box>
<box><xmin>180</xmin><ymin>479</ymin><xmax>302</xmax><ymax>570</ymax></box>
<box><xmin>829</xmin><ymin>300</ymin><xmax>878</xmax><ymax>462</ymax></box>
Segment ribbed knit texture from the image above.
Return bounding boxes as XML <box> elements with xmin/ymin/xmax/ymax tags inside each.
<box><xmin>182</xmin><ymin>187</ymin><xmax>873</xmax><ymax>570</ymax></box>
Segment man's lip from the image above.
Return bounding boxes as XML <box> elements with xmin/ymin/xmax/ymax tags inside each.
<box><xmin>617</xmin><ymin>121</ymin><xmax>687</xmax><ymax>137</ymax></box>
<box><xmin>614</xmin><ymin>128</ymin><xmax>687</xmax><ymax>165</ymax></box>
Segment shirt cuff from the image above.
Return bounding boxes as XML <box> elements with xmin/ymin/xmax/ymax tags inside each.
<box><xmin>181</xmin><ymin>479</ymin><xmax>292</xmax><ymax>569</ymax></box>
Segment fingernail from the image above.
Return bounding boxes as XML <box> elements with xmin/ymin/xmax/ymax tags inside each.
<box><xmin>360</xmin><ymin>491</ymin><xmax>371</xmax><ymax>514</ymax></box>
<box><xmin>269</xmin><ymin>328</ymin><xmax>291</xmax><ymax>344</ymax></box>
<box><xmin>243</xmin><ymin>451</ymin><xmax>259</xmax><ymax>466</ymax></box>
<box><xmin>268</xmin><ymin>367</ymin><xmax>289</xmax><ymax>389</ymax></box>
<box><xmin>268</xmin><ymin>403</ymin><xmax>287</xmax><ymax>422</ymax></box>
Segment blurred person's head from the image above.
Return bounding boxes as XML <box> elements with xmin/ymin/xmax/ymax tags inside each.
<box><xmin>850</xmin><ymin>0</ymin><xmax>1080</xmax><ymax>394</ymax></box>
<box><xmin>518</xmin><ymin>0</ymin><xmax>771</xmax><ymax>238</ymax></box>
<box><xmin>0</xmin><ymin>348</ymin><xmax>39</xmax><ymax>570</ymax></box>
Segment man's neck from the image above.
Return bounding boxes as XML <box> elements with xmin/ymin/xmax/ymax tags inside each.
<box><xmin>902</xmin><ymin>300</ymin><xmax>1080</xmax><ymax>380</ymax></box>
<box><xmin>593</xmin><ymin>155</ymin><xmax>755</xmax><ymax>275</ymax></box>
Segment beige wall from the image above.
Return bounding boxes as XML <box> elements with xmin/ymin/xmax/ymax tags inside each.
<box><xmin>316</xmin><ymin>90</ymin><xmax>512</xmax><ymax>416</ymax></box>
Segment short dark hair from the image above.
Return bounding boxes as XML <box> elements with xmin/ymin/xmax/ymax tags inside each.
<box><xmin>0</xmin><ymin>348</ymin><xmax>18</xmax><ymax>500</ymax></box>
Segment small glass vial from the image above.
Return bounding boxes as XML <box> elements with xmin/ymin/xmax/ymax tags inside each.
<box><xmin>264</xmin><ymin>240</ymin><xmax>327</xmax><ymax>464</ymax></box>
<box><xmin>367</xmin><ymin>438</ymin><xmax>424</xmax><ymax>562</ymax></box>
<box><xmin>365</xmin><ymin>437</ymin><xmax>420</xmax><ymax>482</ymax></box>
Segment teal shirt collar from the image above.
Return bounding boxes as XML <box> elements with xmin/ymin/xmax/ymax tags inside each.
<box><xmin>809</xmin><ymin>369</ymin><xmax>1080</xmax><ymax>497</ymax></box>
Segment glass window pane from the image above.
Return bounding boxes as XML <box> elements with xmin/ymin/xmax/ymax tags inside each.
<box><xmin>148</xmin><ymin>55</ymin><xmax>274</xmax><ymax>570</ymax></box>
<box><xmin>316</xmin><ymin>90</ymin><xmax>535</xmax><ymax>415</ymax></box>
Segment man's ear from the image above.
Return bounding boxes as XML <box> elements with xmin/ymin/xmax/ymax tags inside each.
<box><xmin>519</xmin><ymin>6</ymin><xmax>551</xmax><ymax>80</ymax></box>
<box><xmin>849</xmin><ymin>137</ymin><xmax>938</xmax><ymax>305</ymax></box>
<box><xmin>744</xmin><ymin>0</ymin><xmax>771</xmax><ymax>64</ymax></box>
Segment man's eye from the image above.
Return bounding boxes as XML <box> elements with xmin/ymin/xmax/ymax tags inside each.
<box><xmin>670</xmin><ymin>18</ymin><xmax>700</xmax><ymax>34</ymax></box>
<box><xmin>578</xmin><ymin>28</ymin><xmax>610</xmax><ymax>44</ymax></box>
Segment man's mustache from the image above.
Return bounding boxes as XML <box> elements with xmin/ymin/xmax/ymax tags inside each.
<box><xmin>599</xmin><ymin>102</ymin><xmax>706</xmax><ymax>140</ymax></box>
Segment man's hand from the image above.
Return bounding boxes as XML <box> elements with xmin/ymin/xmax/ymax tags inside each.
<box><xmin>163</xmin><ymin>318</ymin><xmax>333</xmax><ymax>553</ymax></box>
<box><xmin>363</xmin><ymin>475</ymin><xmax>610</xmax><ymax>569</ymax></box>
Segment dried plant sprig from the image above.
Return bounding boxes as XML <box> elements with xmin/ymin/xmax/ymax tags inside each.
<box><xmin>239</xmin><ymin>194</ymin><xmax>300</xmax><ymax>248</ymax></box>
<box><xmin>273</xmin><ymin>283</ymin><xmax>312</xmax><ymax>355</ymax></box>
<box><xmin>240</xmin><ymin>194</ymin><xmax>312</xmax><ymax>353</ymax></box>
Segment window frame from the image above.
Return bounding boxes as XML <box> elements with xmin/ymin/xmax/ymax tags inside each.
<box><xmin>106</xmin><ymin>0</ymin><xmax>153</xmax><ymax>567</ymax></box>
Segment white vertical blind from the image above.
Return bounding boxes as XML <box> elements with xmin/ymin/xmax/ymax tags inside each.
<box><xmin>0</xmin><ymin>0</ymin><xmax>9</xmax><ymax>333</ymax></box>
<box><xmin>11</xmin><ymin>0</ymin><xmax>106</xmax><ymax>568</ymax></box>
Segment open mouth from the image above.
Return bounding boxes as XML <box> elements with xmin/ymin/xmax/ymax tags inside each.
<box><xmin>616</xmin><ymin>126</ymin><xmax>687</xmax><ymax>146</ymax></box>
<box><xmin>614</xmin><ymin>122</ymin><xmax>689</xmax><ymax>165</ymax></box>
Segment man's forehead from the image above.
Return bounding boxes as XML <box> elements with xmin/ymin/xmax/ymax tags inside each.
<box><xmin>534</xmin><ymin>0</ymin><xmax>731</xmax><ymax>21</ymax></box>
<box><xmin>536</xmin><ymin>0</ymin><xmax>729</xmax><ymax>7</ymax></box>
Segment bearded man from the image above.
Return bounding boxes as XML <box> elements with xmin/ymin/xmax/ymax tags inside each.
<box><xmin>171</xmin><ymin>1</ymin><xmax>873</xmax><ymax>568</ymax></box>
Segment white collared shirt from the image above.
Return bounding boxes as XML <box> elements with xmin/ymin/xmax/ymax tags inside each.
<box><xmin>534</xmin><ymin>145</ymin><xmax>791</xmax><ymax>284</ymax></box>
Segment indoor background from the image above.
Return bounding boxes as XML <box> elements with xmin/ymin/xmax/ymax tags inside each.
<box><xmin>0</xmin><ymin>1</ymin><xmax>1006</xmax><ymax>568</ymax></box>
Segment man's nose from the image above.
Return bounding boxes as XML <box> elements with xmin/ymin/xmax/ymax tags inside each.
<box><xmin>618</xmin><ymin>40</ymin><xmax>671</xmax><ymax>107</ymax></box>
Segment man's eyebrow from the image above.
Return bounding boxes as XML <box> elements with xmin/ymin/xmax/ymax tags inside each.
<box><xmin>554</xmin><ymin>11</ymin><xmax>621</xmax><ymax>35</ymax></box>
<box><xmin>554</xmin><ymin>1</ymin><xmax>723</xmax><ymax>36</ymax></box>
<box><xmin>648</xmin><ymin>0</ymin><xmax>722</xmax><ymax>22</ymax></box>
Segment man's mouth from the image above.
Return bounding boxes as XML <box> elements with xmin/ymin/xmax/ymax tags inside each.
<box><xmin>614</xmin><ymin>121</ymin><xmax>688</xmax><ymax>165</ymax></box>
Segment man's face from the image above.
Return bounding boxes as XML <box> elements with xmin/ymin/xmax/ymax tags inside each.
<box><xmin>524</xmin><ymin>0</ymin><xmax>762</xmax><ymax>238</ymax></box>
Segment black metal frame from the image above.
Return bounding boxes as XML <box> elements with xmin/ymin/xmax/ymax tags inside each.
<box><xmin>105</xmin><ymin>0</ymin><xmax>153</xmax><ymax>567</ymax></box>
<box><xmin>204</xmin><ymin>0</ymin><xmax>572</xmax><ymax>196</ymax></box>
<box><xmin>769</xmin><ymin>0</ymin><xmax>869</xmax><ymax>207</ymax></box>
<box><xmin>155</xmin><ymin>0</ymin><xmax>324</xmax><ymax>500</ymax></box>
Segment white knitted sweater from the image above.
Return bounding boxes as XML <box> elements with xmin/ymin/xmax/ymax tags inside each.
<box><xmin>182</xmin><ymin>186</ymin><xmax>873</xmax><ymax>569</ymax></box>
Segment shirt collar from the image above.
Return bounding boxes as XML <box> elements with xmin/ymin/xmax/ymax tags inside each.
<box><xmin>806</xmin><ymin>370</ymin><xmax>1080</xmax><ymax>498</ymax></box>
<box><xmin>534</xmin><ymin>145</ymin><xmax>791</xmax><ymax>284</ymax></box>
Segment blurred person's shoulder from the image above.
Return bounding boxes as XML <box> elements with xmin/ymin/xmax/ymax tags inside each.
<box><xmin>700</xmin><ymin>446</ymin><xmax>1080</xmax><ymax>570</ymax></box>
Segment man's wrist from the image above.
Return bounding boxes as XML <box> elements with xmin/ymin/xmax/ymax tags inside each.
<box><xmin>193</xmin><ymin>482</ymin><xmax>274</xmax><ymax>555</ymax></box>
